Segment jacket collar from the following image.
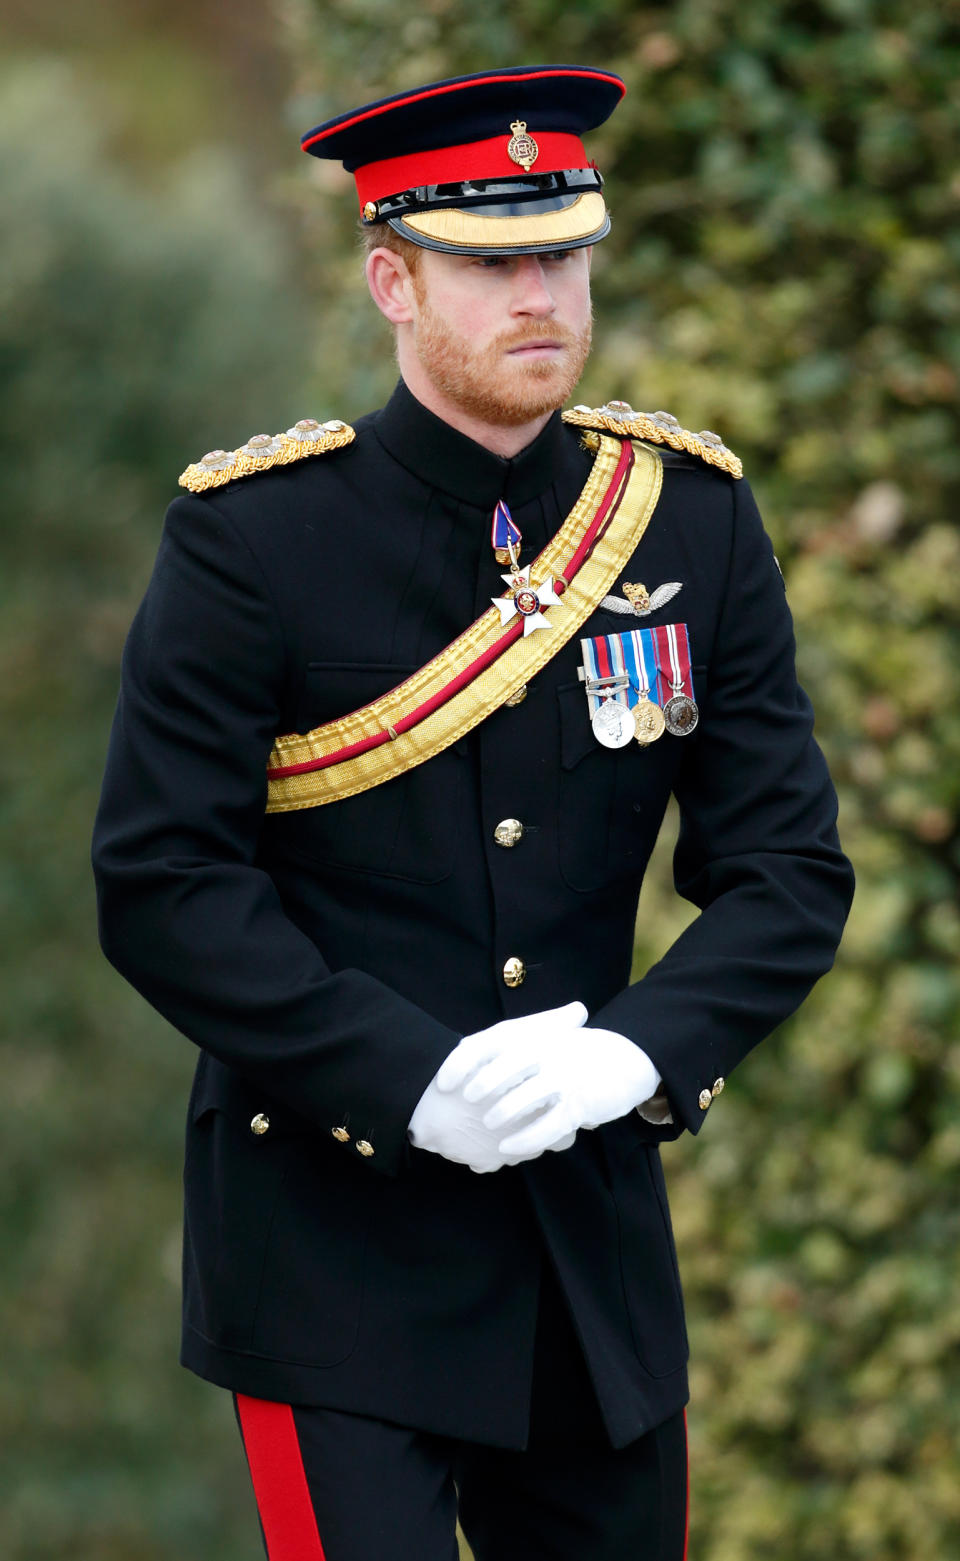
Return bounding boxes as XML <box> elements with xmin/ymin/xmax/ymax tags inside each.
<box><xmin>373</xmin><ymin>378</ymin><xmax>571</xmax><ymax>511</ymax></box>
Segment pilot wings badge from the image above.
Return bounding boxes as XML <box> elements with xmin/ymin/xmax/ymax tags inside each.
<box><xmin>600</xmin><ymin>581</ymin><xmax>683</xmax><ymax>617</ymax></box>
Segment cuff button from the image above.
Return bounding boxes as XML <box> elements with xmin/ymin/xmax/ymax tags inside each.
<box><xmin>356</xmin><ymin>1139</ymin><xmax>375</xmax><ymax>1158</ymax></box>
<box><xmin>331</xmin><ymin>1126</ymin><xmax>350</xmax><ymax>1143</ymax></box>
<box><xmin>712</xmin><ymin>1077</ymin><xmax>725</xmax><ymax>1097</ymax></box>
<box><xmin>250</xmin><ymin>1113</ymin><xmax>270</xmax><ymax>1136</ymax></box>
<box><xmin>698</xmin><ymin>1089</ymin><xmax>713</xmax><ymax>1111</ymax></box>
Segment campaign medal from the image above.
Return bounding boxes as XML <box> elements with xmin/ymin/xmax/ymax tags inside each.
<box><xmin>492</xmin><ymin>563</ymin><xmax>559</xmax><ymax>636</ymax></box>
<box><xmin>579</xmin><ymin>633</ymin><xmax>646</xmax><ymax>748</ymax></box>
<box><xmin>592</xmin><ymin>696</ymin><xmax>636</xmax><ymax>748</ymax></box>
<box><xmin>491</xmin><ymin>498</ymin><xmax>522</xmax><ymax>567</ymax></box>
<box><xmin>656</xmin><ymin>621</ymin><xmax>699</xmax><ymax>736</ymax></box>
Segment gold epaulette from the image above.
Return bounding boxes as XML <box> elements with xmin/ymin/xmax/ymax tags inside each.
<box><xmin>563</xmin><ymin>400</ymin><xmax>742</xmax><ymax>480</ymax></box>
<box><xmin>178</xmin><ymin>418</ymin><xmax>356</xmax><ymax>493</ymax></box>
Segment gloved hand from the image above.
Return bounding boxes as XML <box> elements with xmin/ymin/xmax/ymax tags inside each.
<box><xmin>410</xmin><ymin>1003</ymin><xmax>588</xmax><ymax>1171</ymax></box>
<box><xmin>408</xmin><ymin>1073</ymin><xmax>527</xmax><ymax>1173</ymax></box>
<box><xmin>438</xmin><ymin>1017</ymin><xmax>661</xmax><ymax>1159</ymax></box>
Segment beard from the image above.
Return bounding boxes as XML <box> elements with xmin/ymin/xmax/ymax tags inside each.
<box><xmin>411</xmin><ymin>295</ymin><xmax>592</xmax><ymax>428</ymax></box>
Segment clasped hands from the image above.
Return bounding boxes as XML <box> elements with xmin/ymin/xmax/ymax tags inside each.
<box><xmin>408</xmin><ymin>1002</ymin><xmax>661</xmax><ymax>1174</ymax></box>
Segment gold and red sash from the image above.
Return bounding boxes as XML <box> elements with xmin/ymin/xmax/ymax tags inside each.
<box><xmin>266</xmin><ymin>435</ymin><xmax>662</xmax><ymax>812</ymax></box>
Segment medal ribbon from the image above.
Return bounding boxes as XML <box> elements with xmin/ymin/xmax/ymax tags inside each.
<box><xmin>651</xmin><ymin>622</ymin><xmax>694</xmax><ymax>704</ymax></box>
<box><xmin>491</xmin><ymin>499</ymin><xmax>522</xmax><ymax>560</ymax></box>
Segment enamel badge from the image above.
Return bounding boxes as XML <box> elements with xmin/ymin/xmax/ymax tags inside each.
<box><xmin>507</xmin><ymin>120</ymin><xmax>539</xmax><ymax>171</ymax></box>
<box><xmin>492</xmin><ymin>564</ymin><xmax>560</xmax><ymax>636</ymax></box>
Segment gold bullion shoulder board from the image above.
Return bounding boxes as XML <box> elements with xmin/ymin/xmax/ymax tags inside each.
<box><xmin>563</xmin><ymin>400</ymin><xmax>742</xmax><ymax>480</ymax></box>
<box><xmin>179</xmin><ymin>418</ymin><xmax>356</xmax><ymax>493</ymax></box>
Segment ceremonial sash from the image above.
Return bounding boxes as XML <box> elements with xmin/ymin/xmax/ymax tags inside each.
<box><xmin>266</xmin><ymin>435</ymin><xmax>661</xmax><ymax>811</ymax></box>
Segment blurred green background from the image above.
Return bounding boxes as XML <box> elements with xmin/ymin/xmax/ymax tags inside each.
<box><xmin>2</xmin><ymin>2</ymin><xmax>958</xmax><ymax>1557</ymax></box>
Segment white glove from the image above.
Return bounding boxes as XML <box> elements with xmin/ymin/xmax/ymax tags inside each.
<box><xmin>410</xmin><ymin>1003</ymin><xmax>588</xmax><ymax>1171</ymax></box>
<box><xmin>440</xmin><ymin>1019</ymin><xmax>661</xmax><ymax>1159</ymax></box>
<box><xmin>408</xmin><ymin>1074</ymin><xmax>523</xmax><ymax>1173</ymax></box>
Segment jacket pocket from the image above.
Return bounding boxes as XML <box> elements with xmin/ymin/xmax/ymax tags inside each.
<box><xmin>182</xmin><ymin>1055</ymin><xmax>370</xmax><ymax>1368</ymax></box>
<box><xmin>555</xmin><ymin>680</ymin><xmax>680</xmax><ymax>894</ymax></box>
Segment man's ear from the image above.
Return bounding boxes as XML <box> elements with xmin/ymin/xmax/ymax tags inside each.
<box><xmin>366</xmin><ymin>248</ymin><xmax>417</xmax><ymax>325</ymax></box>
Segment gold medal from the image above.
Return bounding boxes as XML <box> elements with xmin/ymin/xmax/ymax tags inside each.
<box><xmin>633</xmin><ymin>697</ymin><xmax>666</xmax><ymax>745</ymax></box>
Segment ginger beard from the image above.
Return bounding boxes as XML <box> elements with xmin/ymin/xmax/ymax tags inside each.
<box><xmin>410</xmin><ymin>277</ymin><xmax>593</xmax><ymax>428</ymax></box>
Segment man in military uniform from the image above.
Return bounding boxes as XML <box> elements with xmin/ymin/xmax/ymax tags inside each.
<box><xmin>93</xmin><ymin>65</ymin><xmax>854</xmax><ymax>1561</ymax></box>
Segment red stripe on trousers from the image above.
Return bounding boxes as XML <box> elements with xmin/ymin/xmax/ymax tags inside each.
<box><xmin>236</xmin><ymin>1395</ymin><xmax>327</xmax><ymax>1561</ymax></box>
<box><xmin>683</xmin><ymin>1407</ymin><xmax>690</xmax><ymax>1561</ymax></box>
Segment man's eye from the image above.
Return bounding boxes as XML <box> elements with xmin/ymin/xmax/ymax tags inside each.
<box><xmin>476</xmin><ymin>255</ymin><xmax>506</xmax><ymax>267</ymax></box>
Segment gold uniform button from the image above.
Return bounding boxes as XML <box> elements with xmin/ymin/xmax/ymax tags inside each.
<box><xmin>504</xmin><ymin>684</ymin><xmax>527</xmax><ymax>707</ymax></box>
<box><xmin>493</xmin><ymin>818</ymin><xmax>524</xmax><ymax>849</ymax></box>
<box><xmin>331</xmin><ymin>1126</ymin><xmax>350</xmax><ymax>1143</ymax></box>
<box><xmin>698</xmin><ymin>1089</ymin><xmax>713</xmax><ymax>1112</ymax></box>
<box><xmin>250</xmin><ymin>1113</ymin><xmax>270</xmax><ymax>1136</ymax></box>
<box><xmin>712</xmin><ymin>1077</ymin><xmax>725</xmax><ymax>1098</ymax></box>
<box><xmin>502</xmin><ymin>956</ymin><xmax>526</xmax><ymax>988</ymax></box>
<box><xmin>356</xmin><ymin>1139</ymin><xmax>375</xmax><ymax>1158</ymax></box>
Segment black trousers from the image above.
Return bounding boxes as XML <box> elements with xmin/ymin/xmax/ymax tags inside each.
<box><xmin>233</xmin><ymin>1261</ymin><xmax>689</xmax><ymax>1561</ymax></box>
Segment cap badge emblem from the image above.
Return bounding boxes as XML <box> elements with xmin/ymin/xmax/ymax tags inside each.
<box><xmin>507</xmin><ymin>120</ymin><xmax>539</xmax><ymax>172</ymax></box>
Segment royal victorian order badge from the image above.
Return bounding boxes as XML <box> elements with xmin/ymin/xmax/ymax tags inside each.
<box><xmin>492</xmin><ymin>564</ymin><xmax>560</xmax><ymax>636</ymax></box>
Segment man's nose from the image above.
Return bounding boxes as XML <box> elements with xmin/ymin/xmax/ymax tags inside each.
<box><xmin>510</xmin><ymin>258</ymin><xmax>556</xmax><ymax>316</ymax></box>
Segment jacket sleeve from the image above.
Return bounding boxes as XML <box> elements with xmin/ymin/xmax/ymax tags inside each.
<box><xmin>592</xmin><ymin>476</ymin><xmax>855</xmax><ymax>1135</ymax></box>
<box><xmin>92</xmin><ymin>492</ymin><xmax>459</xmax><ymax>1175</ymax></box>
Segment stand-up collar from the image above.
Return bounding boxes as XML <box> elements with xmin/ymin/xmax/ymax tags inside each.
<box><xmin>374</xmin><ymin>378</ymin><xmax>571</xmax><ymax>510</ymax></box>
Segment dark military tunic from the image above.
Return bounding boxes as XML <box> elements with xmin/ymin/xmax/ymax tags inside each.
<box><xmin>92</xmin><ymin>379</ymin><xmax>853</xmax><ymax>1449</ymax></box>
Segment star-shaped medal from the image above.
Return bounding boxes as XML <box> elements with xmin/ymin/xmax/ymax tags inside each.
<box><xmin>491</xmin><ymin>565</ymin><xmax>560</xmax><ymax>636</ymax></box>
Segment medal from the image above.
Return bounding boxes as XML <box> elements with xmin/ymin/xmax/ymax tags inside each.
<box><xmin>663</xmin><ymin>694</ymin><xmax>698</xmax><ymax>736</ymax></box>
<box><xmin>633</xmin><ymin>698</ymin><xmax>666</xmax><ymax>745</ymax></box>
<box><xmin>491</xmin><ymin>563</ymin><xmax>559</xmax><ymax>636</ymax></box>
<box><xmin>654</xmin><ymin>622</ymin><xmax>699</xmax><ymax>736</ymax></box>
<box><xmin>592</xmin><ymin>697</ymin><xmax>635</xmax><ymax>748</ymax></box>
<box><xmin>622</xmin><ymin>629</ymin><xmax>664</xmax><ymax>745</ymax></box>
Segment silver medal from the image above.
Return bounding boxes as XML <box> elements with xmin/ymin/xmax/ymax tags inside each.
<box><xmin>592</xmin><ymin>698</ymin><xmax>636</xmax><ymax>749</ymax></box>
<box><xmin>663</xmin><ymin>693</ymin><xmax>699</xmax><ymax>736</ymax></box>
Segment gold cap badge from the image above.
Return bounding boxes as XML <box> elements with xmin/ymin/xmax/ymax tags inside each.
<box><xmin>507</xmin><ymin>120</ymin><xmax>539</xmax><ymax>172</ymax></box>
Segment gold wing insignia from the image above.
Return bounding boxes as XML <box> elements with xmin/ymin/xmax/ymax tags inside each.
<box><xmin>563</xmin><ymin>400</ymin><xmax>742</xmax><ymax>479</ymax></box>
<box><xmin>179</xmin><ymin>418</ymin><xmax>355</xmax><ymax>493</ymax></box>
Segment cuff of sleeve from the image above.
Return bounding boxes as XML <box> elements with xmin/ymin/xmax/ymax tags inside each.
<box><xmin>636</xmin><ymin>1089</ymin><xmax>675</xmax><ymax>1126</ymax></box>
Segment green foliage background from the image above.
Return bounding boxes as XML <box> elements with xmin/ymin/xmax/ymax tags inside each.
<box><xmin>2</xmin><ymin>3</ymin><xmax>958</xmax><ymax>1557</ymax></box>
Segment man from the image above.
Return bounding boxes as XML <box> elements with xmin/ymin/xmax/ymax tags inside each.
<box><xmin>93</xmin><ymin>65</ymin><xmax>854</xmax><ymax>1561</ymax></box>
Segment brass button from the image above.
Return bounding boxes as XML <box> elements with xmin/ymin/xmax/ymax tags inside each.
<box><xmin>331</xmin><ymin>1126</ymin><xmax>350</xmax><ymax>1143</ymax></box>
<box><xmin>698</xmin><ymin>1089</ymin><xmax>712</xmax><ymax>1112</ymax></box>
<box><xmin>712</xmin><ymin>1077</ymin><xmax>725</xmax><ymax>1098</ymax></box>
<box><xmin>503</xmin><ymin>956</ymin><xmax>526</xmax><ymax>988</ymax></box>
<box><xmin>362</xmin><ymin>200</ymin><xmax>378</xmax><ymax>222</ymax></box>
<box><xmin>493</xmin><ymin>818</ymin><xmax>524</xmax><ymax>849</ymax></box>
<box><xmin>250</xmin><ymin>1113</ymin><xmax>270</xmax><ymax>1136</ymax></box>
<box><xmin>356</xmin><ymin>1139</ymin><xmax>375</xmax><ymax>1158</ymax></box>
<box><xmin>504</xmin><ymin>685</ymin><xmax>527</xmax><ymax>707</ymax></box>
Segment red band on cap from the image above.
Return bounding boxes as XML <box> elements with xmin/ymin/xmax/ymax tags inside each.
<box><xmin>354</xmin><ymin>133</ymin><xmax>588</xmax><ymax>210</ymax></box>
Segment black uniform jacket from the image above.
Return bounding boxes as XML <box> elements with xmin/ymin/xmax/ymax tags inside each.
<box><xmin>93</xmin><ymin>380</ymin><xmax>854</xmax><ymax>1449</ymax></box>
